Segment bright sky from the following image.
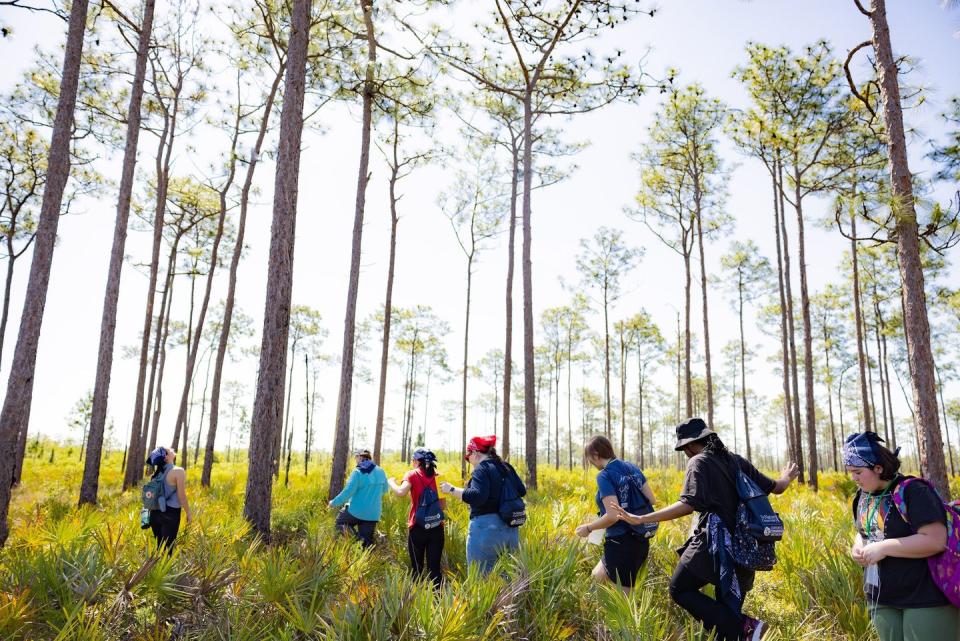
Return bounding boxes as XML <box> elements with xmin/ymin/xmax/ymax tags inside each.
<box><xmin>1</xmin><ymin>0</ymin><xmax>958</xmax><ymax>463</ymax></box>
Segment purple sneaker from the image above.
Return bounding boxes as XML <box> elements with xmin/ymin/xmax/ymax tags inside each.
<box><xmin>742</xmin><ymin>616</ymin><xmax>768</xmax><ymax>641</ymax></box>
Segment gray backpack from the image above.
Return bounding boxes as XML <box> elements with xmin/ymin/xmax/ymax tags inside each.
<box><xmin>142</xmin><ymin>466</ymin><xmax>173</xmax><ymax>511</ymax></box>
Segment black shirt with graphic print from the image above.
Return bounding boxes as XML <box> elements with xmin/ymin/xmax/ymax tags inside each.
<box><xmin>852</xmin><ymin>475</ymin><xmax>948</xmax><ymax>608</ymax></box>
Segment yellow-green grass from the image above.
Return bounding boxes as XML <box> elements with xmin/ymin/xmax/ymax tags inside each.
<box><xmin>0</xmin><ymin>446</ymin><xmax>893</xmax><ymax>640</ymax></box>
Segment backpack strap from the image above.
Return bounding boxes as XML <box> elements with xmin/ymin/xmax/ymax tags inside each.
<box><xmin>889</xmin><ymin>476</ymin><xmax>933</xmax><ymax>531</ymax></box>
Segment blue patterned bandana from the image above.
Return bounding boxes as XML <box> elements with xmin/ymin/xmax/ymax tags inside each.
<box><xmin>842</xmin><ymin>432</ymin><xmax>886</xmax><ymax>468</ymax></box>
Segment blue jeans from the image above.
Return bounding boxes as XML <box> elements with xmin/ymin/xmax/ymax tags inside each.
<box><xmin>466</xmin><ymin>513</ymin><xmax>520</xmax><ymax>574</ymax></box>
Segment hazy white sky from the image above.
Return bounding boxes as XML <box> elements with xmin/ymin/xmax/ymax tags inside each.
<box><xmin>1</xmin><ymin>0</ymin><xmax>958</xmax><ymax>461</ymax></box>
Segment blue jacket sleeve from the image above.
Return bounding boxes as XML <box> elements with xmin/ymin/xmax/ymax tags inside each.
<box><xmin>461</xmin><ymin>466</ymin><xmax>490</xmax><ymax>506</ymax></box>
<box><xmin>330</xmin><ymin>470</ymin><xmax>359</xmax><ymax>507</ymax></box>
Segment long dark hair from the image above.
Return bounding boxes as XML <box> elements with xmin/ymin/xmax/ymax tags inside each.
<box><xmin>484</xmin><ymin>447</ymin><xmax>502</xmax><ymax>465</ymax></box>
<box><xmin>700</xmin><ymin>433</ymin><xmax>733</xmax><ymax>461</ymax></box>
<box><xmin>417</xmin><ymin>458</ymin><xmax>437</xmax><ymax>478</ymax></box>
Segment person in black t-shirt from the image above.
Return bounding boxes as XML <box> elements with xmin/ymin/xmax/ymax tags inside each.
<box><xmin>844</xmin><ymin>431</ymin><xmax>957</xmax><ymax>641</ymax></box>
<box><xmin>612</xmin><ymin>417</ymin><xmax>798</xmax><ymax>641</ymax></box>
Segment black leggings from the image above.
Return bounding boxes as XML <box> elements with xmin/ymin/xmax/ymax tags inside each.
<box><xmin>150</xmin><ymin>507</ymin><xmax>181</xmax><ymax>553</ymax></box>
<box><xmin>669</xmin><ymin>562</ymin><xmax>754</xmax><ymax>641</ymax></box>
<box><xmin>407</xmin><ymin>525</ymin><xmax>444</xmax><ymax>588</ymax></box>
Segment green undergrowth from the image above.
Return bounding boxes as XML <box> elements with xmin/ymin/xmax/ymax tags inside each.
<box><xmin>0</xmin><ymin>448</ymin><xmax>880</xmax><ymax>640</ymax></box>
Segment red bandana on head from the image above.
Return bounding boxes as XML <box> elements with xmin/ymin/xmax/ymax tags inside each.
<box><xmin>466</xmin><ymin>435</ymin><xmax>496</xmax><ymax>458</ymax></box>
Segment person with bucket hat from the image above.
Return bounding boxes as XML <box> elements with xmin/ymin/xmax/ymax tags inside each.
<box><xmin>440</xmin><ymin>435</ymin><xmax>526</xmax><ymax>574</ymax></box>
<box><xmin>144</xmin><ymin>446</ymin><xmax>192</xmax><ymax>552</ymax></box>
<box><xmin>329</xmin><ymin>448</ymin><xmax>388</xmax><ymax>547</ymax></box>
<box><xmin>388</xmin><ymin>447</ymin><xmax>446</xmax><ymax>588</ymax></box>
<box><xmin>844</xmin><ymin>431</ymin><xmax>957</xmax><ymax>641</ymax></box>
<box><xmin>612</xmin><ymin>418</ymin><xmax>798</xmax><ymax>641</ymax></box>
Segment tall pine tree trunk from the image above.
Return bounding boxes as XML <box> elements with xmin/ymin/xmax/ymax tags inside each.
<box><xmin>502</xmin><ymin>144</ymin><xmax>519</xmax><ymax>460</ymax></box>
<box><xmin>330</xmin><ymin>0</ymin><xmax>375</xmax><ymax>498</ymax></box>
<box><xmin>778</xmin><ymin>158</ymin><xmax>804</xmax><ymax>480</ymax></box>
<box><xmin>373</xmin><ymin>146</ymin><xmax>400</xmax><ymax>462</ymax></box>
<box><xmin>0</xmin><ymin>0</ymin><xmax>89</xmax><ymax>546</ymax></box>
<box><xmin>695</xmin><ymin>201</ymin><xmax>714</xmax><ymax>428</ymax></box>
<box><xmin>683</xmin><ymin>248</ymin><xmax>693</xmax><ymax>417</ymax></box>
<box><xmin>460</xmin><ymin>259</ymin><xmax>474</xmax><ymax>479</ymax></box>
<box><xmin>793</xmin><ymin>177</ymin><xmax>818</xmax><ymax>489</ymax></box>
<box><xmin>738</xmin><ymin>268</ymin><xmax>751</xmax><ymax>459</ymax></box>
<box><xmin>80</xmin><ymin>0</ymin><xmax>156</xmax><ymax>505</ymax></box>
<box><xmin>203</xmin><ymin>65</ymin><xmax>284</xmax><ymax>487</ymax></box>
<box><xmin>521</xmin><ymin>91</ymin><xmax>537</xmax><ymax>489</ymax></box>
<box><xmin>866</xmin><ymin>0</ymin><xmax>947</xmax><ymax>495</ymax></box>
<box><xmin>242</xmin><ymin>0</ymin><xmax>310</xmax><ymax>539</ymax></box>
<box><xmin>772</xmin><ymin>166</ymin><xmax>796</xmax><ymax>466</ymax></box>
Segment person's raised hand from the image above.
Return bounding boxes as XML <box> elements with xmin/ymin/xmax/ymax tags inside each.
<box><xmin>780</xmin><ymin>462</ymin><xmax>800</xmax><ymax>483</ymax></box>
<box><xmin>575</xmin><ymin>524</ymin><xmax>592</xmax><ymax>538</ymax></box>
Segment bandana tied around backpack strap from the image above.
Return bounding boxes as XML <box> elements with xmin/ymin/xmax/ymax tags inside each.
<box><xmin>707</xmin><ymin>513</ymin><xmax>743</xmax><ymax>615</ymax></box>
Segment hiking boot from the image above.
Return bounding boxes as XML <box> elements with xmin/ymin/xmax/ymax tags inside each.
<box><xmin>742</xmin><ymin>615</ymin><xmax>768</xmax><ymax>641</ymax></box>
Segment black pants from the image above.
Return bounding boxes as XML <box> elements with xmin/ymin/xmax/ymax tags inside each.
<box><xmin>669</xmin><ymin>562</ymin><xmax>755</xmax><ymax>641</ymax></box>
<box><xmin>150</xmin><ymin>507</ymin><xmax>181</xmax><ymax>553</ymax></box>
<box><xmin>407</xmin><ymin>525</ymin><xmax>444</xmax><ymax>588</ymax></box>
<box><xmin>335</xmin><ymin>508</ymin><xmax>377</xmax><ymax>547</ymax></box>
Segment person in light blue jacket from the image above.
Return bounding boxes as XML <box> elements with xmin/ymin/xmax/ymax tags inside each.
<box><xmin>329</xmin><ymin>448</ymin><xmax>389</xmax><ymax>546</ymax></box>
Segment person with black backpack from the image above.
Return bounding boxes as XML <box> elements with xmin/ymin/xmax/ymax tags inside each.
<box><xmin>574</xmin><ymin>435</ymin><xmax>657</xmax><ymax>594</ymax></box>
<box><xmin>439</xmin><ymin>435</ymin><xmax>526</xmax><ymax>575</ymax></box>
<box><xmin>143</xmin><ymin>446</ymin><xmax>192</xmax><ymax>553</ymax></box>
<box><xmin>844</xmin><ymin>431</ymin><xmax>957</xmax><ymax>641</ymax></box>
<box><xmin>612</xmin><ymin>418</ymin><xmax>798</xmax><ymax>641</ymax></box>
<box><xmin>387</xmin><ymin>447</ymin><xmax>446</xmax><ymax>588</ymax></box>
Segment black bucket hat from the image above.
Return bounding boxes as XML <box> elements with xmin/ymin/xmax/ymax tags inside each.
<box><xmin>674</xmin><ymin>417</ymin><xmax>713</xmax><ymax>451</ymax></box>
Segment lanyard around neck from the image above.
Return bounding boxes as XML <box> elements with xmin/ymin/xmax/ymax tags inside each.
<box><xmin>864</xmin><ymin>481</ymin><xmax>896</xmax><ymax>539</ymax></box>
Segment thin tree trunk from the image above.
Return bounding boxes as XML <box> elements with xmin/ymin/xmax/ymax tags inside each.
<box><xmin>203</xmin><ymin>64</ymin><xmax>284</xmax><ymax>488</ymax></box>
<box><xmin>823</xmin><ymin>314</ymin><xmax>839</xmax><ymax>472</ymax></box>
<box><xmin>125</xmin><ymin>74</ymin><xmax>181</xmax><ymax>490</ymax></box>
<box><xmin>850</xmin><ymin>213</ymin><xmax>873</xmax><ymax>432</ymax></box>
<box><xmin>778</xmin><ymin>157</ymin><xmax>804</xmax><ymax>480</ymax></box>
<box><xmin>521</xmin><ymin>91</ymin><xmax>537</xmax><ymax>489</ymax></box>
<box><xmin>460</xmin><ymin>259</ymin><xmax>474</xmax><ymax>479</ymax></box>
<box><xmin>566</xmin><ymin>339</ymin><xmax>573</xmax><ymax>470</ymax></box>
<box><xmin>373</xmin><ymin>152</ymin><xmax>400</xmax><ymax>462</ymax></box>
<box><xmin>879</xmin><ymin>310</ymin><xmax>897</xmax><ymax>451</ymax></box>
<box><xmin>874</xmin><ymin>296</ymin><xmax>891</xmax><ymax>444</ymax></box>
<box><xmin>772</xmin><ymin>165</ymin><xmax>796</xmax><ymax>466</ymax></box>
<box><xmin>683</xmin><ymin>249</ymin><xmax>692</xmax><ymax>417</ymax></box>
<box><xmin>148</xmin><ymin>266</ymin><xmax>176</xmax><ymax>455</ymax></box>
<box><xmin>502</xmin><ymin>143</ymin><xmax>519</xmax><ymax>460</ymax></box>
<box><xmin>329</xmin><ymin>0</ymin><xmax>375</xmax><ymax>499</ymax></box>
<box><xmin>0</xmin><ymin>0</ymin><xmax>89</xmax><ymax>545</ymax></box>
<box><xmin>603</xmin><ymin>287</ymin><xmax>611</xmax><ymax>437</ymax></box>
<box><xmin>0</xmin><ymin>253</ymin><xmax>16</xmax><ymax>369</ymax></box>
<box><xmin>738</xmin><ymin>268</ymin><xmax>752</xmax><ymax>459</ymax></box>
<box><xmin>867</xmin><ymin>0</ymin><xmax>947</xmax><ymax>495</ymax></box>
<box><xmin>242</xmin><ymin>0</ymin><xmax>310</xmax><ymax>539</ymax></box>
<box><xmin>276</xmin><ymin>343</ymin><xmax>296</xmax><ymax>476</ymax></box>
<box><xmin>793</xmin><ymin>175</ymin><xmax>818</xmax><ymax>489</ymax></box>
<box><xmin>80</xmin><ymin>0</ymin><xmax>156</xmax><ymax>506</ymax></box>
<box><xmin>619</xmin><ymin>325</ymin><xmax>626</xmax><ymax>458</ymax></box>
<box><xmin>695</xmin><ymin>201</ymin><xmax>714</xmax><ymax>428</ymax></box>
<box><xmin>936</xmin><ymin>366</ymin><xmax>955</xmax><ymax>477</ymax></box>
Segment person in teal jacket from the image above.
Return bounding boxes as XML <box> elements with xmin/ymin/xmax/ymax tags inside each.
<box><xmin>329</xmin><ymin>448</ymin><xmax>388</xmax><ymax>546</ymax></box>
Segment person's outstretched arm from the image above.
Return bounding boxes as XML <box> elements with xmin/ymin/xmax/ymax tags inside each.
<box><xmin>611</xmin><ymin>500</ymin><xmax>693</xmax><ymax>525</ymax></box>
<box><xmin>388</xmin><ymin>477</ymin><xmax>412</xmax><ymax>497</ymax></box>
<box><xmin>771</xmin><ymin>462</ymin><xmax>800</xmax><ymax>494</ymax></box>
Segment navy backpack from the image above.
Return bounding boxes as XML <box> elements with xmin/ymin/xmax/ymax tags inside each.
<box><xmin>496</xmin><ymin>462</ymin><xmax>527</xmax><ymax>527</ymax></box>
<box><xmin>612</xmin><ymin>467</ymin><xmax>658</xmax><ymax>539</ymax></box>
<box><xmin>413</xmin><ymin>476</ymin><xmax>444</xmax><ymax>530</ymax></box>
<box><xmin>726</xmin><ymin>460</ymin><xmax>783</xmax><ymax>571</ymax></box>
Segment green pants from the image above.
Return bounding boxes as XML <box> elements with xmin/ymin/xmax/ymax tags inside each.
<box><xmin>870</xmin><ymin>604</ymin><xmax>959</xmax><ymax>641</ymax></box>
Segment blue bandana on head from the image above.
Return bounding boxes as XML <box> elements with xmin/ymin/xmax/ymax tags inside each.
<box><xmin>842</xmin><ymin>432</ymin><xmax>893</xmax><ymax>468</ymax></box>
<box><xmin>148</xmin><ymin>447</ymin><xmax>167</xmax><ymax>467</ymax></box>
<box><xmin>412</xmin><ymin>448</ymin><xmax>436</xmax><ymax>464</ymax></box>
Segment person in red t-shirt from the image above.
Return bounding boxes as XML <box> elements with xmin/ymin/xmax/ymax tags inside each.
<box><xmin>388</xmin><ymin>448</ymin><xmax>445</xmax><ymax>588</ymax></box>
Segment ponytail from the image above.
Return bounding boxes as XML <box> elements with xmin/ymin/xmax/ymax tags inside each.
<box><xmin>485</xmin><ymin>447</ymin><xmax>502</xmax><ymax>464</ymax></box>
<box><xmin>700</xmin><ymin>433</ymin><xmax>732</xmax><ymax>461</ymax></box>
<box><xmin>418</xmin><ymin>458</ymin><xmax>437</xmax><ymax>478</ymax></box>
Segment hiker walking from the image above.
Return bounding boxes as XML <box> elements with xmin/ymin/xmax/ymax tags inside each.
<box><xmin>388</xmin><ymin>447</ymin><xmax>446</xmax><ymax>588</ymax></box>
<box><xmin>612</xmin><ymin>418</ymin><xmax>798</xmax><ymax>641</ymax></box>
<box><xmin>575</xmin><ymin>434</ymin><xmax>657</xmax><ymax>594</ymax></box>
<box><xmin>440</xmin><ymin>435</ymin><xmax>526</xmax><ymax>575</ymax></box>
<box><xmin>844</xmin><ymin>431</ymin><xmax>958</xmax><ymax>641</ymax></box>
<box><xmin>329</xmin><ymin>448</ymin><xmax>388</xmax><ymax>547</ymax></box>
<box><xmin>144</xmin><ymin>446</ymin><xmax>192</xmax><ymax>553</ymax></box>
